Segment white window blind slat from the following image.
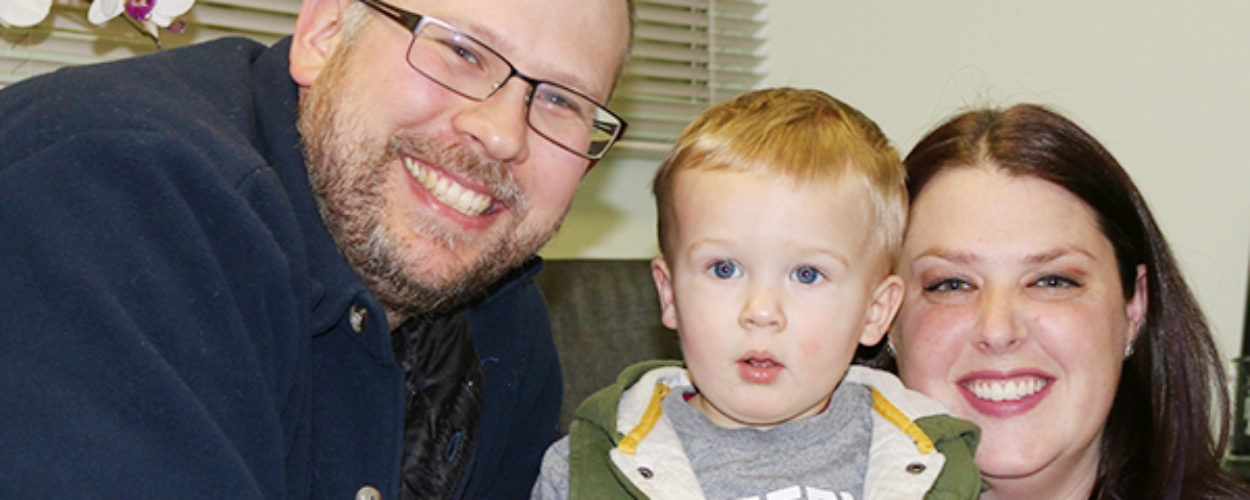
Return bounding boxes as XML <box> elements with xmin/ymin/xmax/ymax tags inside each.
<box><xmin>0</xmin><ymin>0</ymin><xmax>766</xmax><ymax>153</ymax></box>
<box><xmin>205</xmin><ymin>0</ymin><xmax>302</xmax><ymax>16</ymax></box>
<box><xmin>188</xmin><ymin>4</ymin><xmax>296</xmax><ymax>37</ymax></box>
<box><xmin>632</xmin><ymin>38</ymin><xmax>762</xmax><ymax>62</ymax></box>
<box><xmin>623</xmin><ymin>62</ymin><xmax>760</xmax><ymax>85</ymax></box>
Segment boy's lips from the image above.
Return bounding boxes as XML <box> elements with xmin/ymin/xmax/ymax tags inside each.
<box><xmin>957</xmin><ymin>371</ymin><xmax>1053</xmax><ymax>417</ymax></box>
<box><xmin>738</xmin><ymin>352</ymin><xmax>783</xmax><ymax>384</ymax></box>
<box><xmin>403</xmin><ymin>156</ymin><xmax>498</xmax><ymax>217</ymax></box>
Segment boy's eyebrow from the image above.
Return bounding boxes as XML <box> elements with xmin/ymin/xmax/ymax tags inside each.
<box><xmin>686</xmin><ymin>239</ymin><xmax>728</xmax><ymax>255</ymax></box>
<box><xmin>806</xmin><ymin>247</ymin><xmax>850</xmax><ymax>268</ymax></box>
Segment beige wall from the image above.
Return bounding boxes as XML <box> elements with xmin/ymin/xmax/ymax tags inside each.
<box><xmin>542</xmin><ymin>1</ymin><xmax>1250</xmax><ymax>363</ymax></box>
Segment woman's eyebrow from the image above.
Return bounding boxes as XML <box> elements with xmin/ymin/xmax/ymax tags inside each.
<box><xmin>913</xmin><ymin>247</ymin><xmax>978</xmax><ymax>264</ymax></box>
<box><xmin>1022</xmin><ymin>247</ymin><xmax>1095</xmax><ymax>265</ymax></box>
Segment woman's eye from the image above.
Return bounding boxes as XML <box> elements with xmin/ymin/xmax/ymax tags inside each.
<box><xmin>923</xmin><ymin>278</ymin><xmax>972</xmax><ymax>293</ymax></box>
<box><xmin>1032</xmin><ymin>275</ymin><xmax>1080</xmax><ymax>289</ymax></box>
<box><xmin>709</xmin><ymin>260</ymin><xmax>740</xmax><ymax>280</ymax></box>
<box><xmin>792</xmin><ymin>265</ymin><xmax>825</xmax><ymax>285</ymax></box>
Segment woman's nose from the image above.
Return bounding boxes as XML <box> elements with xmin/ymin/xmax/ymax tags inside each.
<box><xmin>975</xmin><ymin>286</ymin><xmax>1026</xmax><ymax>353</ymax></box>
<box><xmin>451</xmin><ymin>78</ymin><xmax>530</xmax><ymax>163</ymax></box>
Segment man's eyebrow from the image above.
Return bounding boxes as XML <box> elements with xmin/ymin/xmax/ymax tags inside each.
<box><xmin>455</xmin><ymin>17</ymin><xmax>599</xmax><ymax>97</ymax></box>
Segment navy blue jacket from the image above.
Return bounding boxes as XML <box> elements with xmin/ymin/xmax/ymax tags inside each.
<box><xmin>0</xmin><ymin>37</ymin><xmax>562</xmax><ymax>498</ymax></box>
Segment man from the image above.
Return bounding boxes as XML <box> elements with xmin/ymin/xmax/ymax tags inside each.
<box><xmin>0</xmin><ymin>0</ymin><xmax>632</xmax><ymax>497</ymax></box>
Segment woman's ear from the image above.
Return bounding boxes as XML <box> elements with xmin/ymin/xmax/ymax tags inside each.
<box><xmin>1125</xmin><ymin>264</ymin><xmax>1149</xmax><ymax>345</ymax></box>
<box><xmin>651</xmin><ymin>256</ymin><xmax>679</xmax><ymax>331</ymax></box>
<box><xmin>860</xmin><ymin>274</ymin><xmax>904</xmax><ymax>347</ymax></box>
<box><xmin>289</xmin><ymin>0</ymin><xmax>352</xmax><ymax>87</ymax></box>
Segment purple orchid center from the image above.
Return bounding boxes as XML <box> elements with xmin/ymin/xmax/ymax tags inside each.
<box><xmin>124</xmin><ymin>0</ymin><xmax>156</xmax><ymax>21</ymax></box>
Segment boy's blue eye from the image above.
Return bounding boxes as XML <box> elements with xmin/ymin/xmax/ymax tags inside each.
<box><xmin>710</xmin><ymin>260</ymin><xmax>739</xmax><ymax>279</ymax></box>
<box><xmin>792</xmin><ymin>265</ymin><xmax>824</xmax><ymax>285</ymax></box>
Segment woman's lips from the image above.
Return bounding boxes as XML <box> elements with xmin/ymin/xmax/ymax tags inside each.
<box><xmin>957</xmin><ymin>371</ymin><xmax>1053</xmax><ymax>418</ymax></box>
<box><xmin>738</xmin><ymin>352</ymin><xmax>783</xmax><ymax>384</ymax></box>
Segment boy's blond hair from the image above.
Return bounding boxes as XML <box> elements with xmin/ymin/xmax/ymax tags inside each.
<box><xmin>652</xmin><ymin>88</ymin><xmax>906</xmax><ymax>271</ymax></box>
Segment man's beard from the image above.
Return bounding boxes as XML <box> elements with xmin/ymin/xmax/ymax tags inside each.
<box><xmin>297</xmin><ymin>42</ymin><xmax>563</xmax><ymax>318</ymax></box>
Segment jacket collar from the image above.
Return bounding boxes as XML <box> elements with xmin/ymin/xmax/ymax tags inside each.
<box><xmin>251</xmin><ymin>37</ymin><xmax>373</xmax><ymax>335</ymax></box>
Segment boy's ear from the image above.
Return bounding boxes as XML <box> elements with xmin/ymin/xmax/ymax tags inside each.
<box><xmin>290</xmin><ymin>0</ymin><xmax>352</xmax><ymax>87</ymax></box>
<box><xmin>651</xmin><ymin>256</ymin><xmax>679</xmax><ymax>330</ymax></box>
<box><xmin>860</xmin><ymin>274</ymin><xmax>904</xmax><ymax>346</ymax></box>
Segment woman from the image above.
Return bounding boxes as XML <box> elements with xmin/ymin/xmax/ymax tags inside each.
<box><xmin>886</xmin><ymin>104</ymin><xmax>1248</xmax><ymax>498</ymax></box>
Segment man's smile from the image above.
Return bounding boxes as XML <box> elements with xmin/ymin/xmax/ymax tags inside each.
<box><xmin>404</xmin><ymin>156</ymin><xmax>496</xmax><ymax>217</ymax></box>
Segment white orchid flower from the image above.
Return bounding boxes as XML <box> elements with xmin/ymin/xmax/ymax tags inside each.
<box><xmin>0</xmin><ymin>0</ymin><xmax>53</xmax><ymax>27</ymax></box>
<box><xmin>88</xmin><ymin>0</ymin><xmax>194</xmax><ymax>28</ymax></box>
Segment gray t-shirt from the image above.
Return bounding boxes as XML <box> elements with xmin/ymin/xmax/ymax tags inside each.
<box><xmin>664</xmin><ymin>381</ymin><xmax>872</xmax><ymax>499</ymax></box>
<box><xmin>530</xmin><ymin>379</ymin><xmax>873</xmax><ymax>499</ymax></box>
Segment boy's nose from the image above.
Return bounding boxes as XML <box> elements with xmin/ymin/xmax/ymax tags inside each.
<box><xmin>452</xmin><ymin>78</ymin><xmax>530</xmax><ymax>164</ymax></box>
<box><xmin>739</xmin><ymin>285</ymin><xmax>786</xmax><ymax>331</ymax></box>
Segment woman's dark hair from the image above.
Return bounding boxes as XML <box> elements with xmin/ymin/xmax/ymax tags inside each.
<box><xmin>894</xmin><ymin>104</ymin><xmax>1248</xmax><ymax>498</ymax></box>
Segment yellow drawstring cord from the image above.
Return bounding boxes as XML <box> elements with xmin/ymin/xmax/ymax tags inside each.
<box><xmin>617</xmin><ymin>382</ymin><xmax>672</xmax><ymax>455</ymax></box>
<box><xmin>872</xmin><ymin>388</ymin><xmax>935</xmax><ymax>454</ymax></box>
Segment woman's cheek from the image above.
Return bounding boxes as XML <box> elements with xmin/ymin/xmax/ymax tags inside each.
<box><xmin>901</xmin><ymin>302</ymin><xmax>965</xmax><ymax>348</ymax></box>
<box><xmin>898</xmin><ymin>303</ymin><xmax>969</xmax><ymax>381</ymax></box>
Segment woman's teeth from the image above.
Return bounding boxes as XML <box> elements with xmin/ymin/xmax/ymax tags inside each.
<box><xmin>404</xmin><ymin>157</ymin><xmax>492</xmax><ymax>217</ymax></box>
<box><xmin>964</xmin><ymin>377</ymin><xmax>1048</xmax><ymax>402</ymax></box>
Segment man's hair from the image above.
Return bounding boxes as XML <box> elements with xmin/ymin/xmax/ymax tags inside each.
<box><xmin>651</xmin><ymin>87</ymin><xmax>906</xmax><ymax>269</ymax></box>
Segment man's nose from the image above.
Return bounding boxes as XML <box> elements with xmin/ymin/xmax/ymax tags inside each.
<box><xmin>452</xmin><ymin>78</ymin><xmax>530</xmax><ymax>163</ymax></box>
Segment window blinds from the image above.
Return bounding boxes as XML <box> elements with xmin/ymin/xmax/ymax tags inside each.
<box><xmin>613</xmin><ymin>0</ymin><xmax>765</xmax><ymax>151</ymax></box>
<box><xmin>0</xmin><ymin>0</ymin><xmax>764</xmax><ymax>151</ymax></box>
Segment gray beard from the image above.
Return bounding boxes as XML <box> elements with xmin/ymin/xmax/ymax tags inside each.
<box><xmin>296</xmin><ymin>47</ymin><xmax>559</xmax><ymax>318</ymax></box>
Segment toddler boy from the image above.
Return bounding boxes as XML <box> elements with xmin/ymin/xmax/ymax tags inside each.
<box><xmin>532</xmin><ymin>88</ymin><xmax>981</xmax><ymax>499</ymax></box>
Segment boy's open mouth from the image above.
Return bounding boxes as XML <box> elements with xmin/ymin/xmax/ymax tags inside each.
<box><xmin>738</xmin><ymin>353</ymin><xmax>784</xmax><ymax>384</ymax></box>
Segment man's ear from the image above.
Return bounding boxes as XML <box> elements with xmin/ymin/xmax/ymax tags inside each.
<box><xmin>651</xmin><ymin>256</ymin><xmax>678</xmax><ymax>330</ymax></box>
<box><xmin>290</xmin><ymin>0</ymin><xmax>352</xmax><ymax>87</ymax></box>
<box><xmin>860</xmin><ymin>274</ymin><xmax>904</xmax><ymax>347</ymax></box>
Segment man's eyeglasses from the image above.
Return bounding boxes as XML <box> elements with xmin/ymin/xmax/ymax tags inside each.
<box><xmin>357</xmin><ymin>0</ymin><xmax>627</xmax><ymax>160</ymax></box>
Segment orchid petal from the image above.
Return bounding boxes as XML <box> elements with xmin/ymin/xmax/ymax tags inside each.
<box><xmin>148</xmin><ymin>12</ymin><xmax>173</xmax><ymax>28</ymax></box>
<box><xmin>0</xmin><ymin>0</ymin><xmax>53</xmax><ymax>27</ymax></box>
<box><xmin>88</xmin><ymin>0</ymin><xmax>126</xmax><ymax>25</ymax></box>
<box><xmin>153</xmin><ymin>0</ymin><xmax>195</xmax><ymax>19</ymax></box>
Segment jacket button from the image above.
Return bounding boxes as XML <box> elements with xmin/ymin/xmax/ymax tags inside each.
<box><xmin>355</xmin><ymin>485</ymin><xmax>381</xmax><ymax>500</ymax></box>
<box><xmin>638</xmin><ymin>466</ymin><xmax>654</xmax><ymax>479</ymax></box>
<box><xmin>349</xmin><ymin>304</ymin><xmax>368</xmax><ymax>333</ymax></box>
<box><xmin>906</xmin><ymin>462</ymin><xmax>926</xmax><ymax>474</ymax></box>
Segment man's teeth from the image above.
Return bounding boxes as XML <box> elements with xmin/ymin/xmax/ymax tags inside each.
<box><xmin>965</xmin><ymin>377</ymin><xmax>1047</xmax><ymax>402</ymax></box>
<box><xmin>404</xmin><ymin>157</ymin><xmax>492</xmax><ymax>217</ymax></box>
